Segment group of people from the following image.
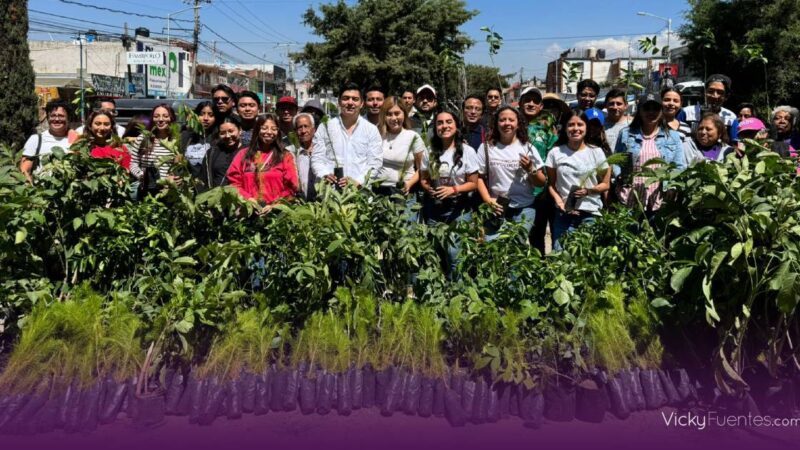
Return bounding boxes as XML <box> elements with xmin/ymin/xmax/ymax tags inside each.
<box><xmin>19</xmin><ymin>75</ymin><xmax>800</xmax><ymax>270</ymax></box>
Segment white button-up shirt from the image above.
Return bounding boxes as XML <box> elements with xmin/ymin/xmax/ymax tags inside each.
<box><xmin>311</xmin><ymin>115</ymin><xmax>383</xmax><ymax>185</ymax></box>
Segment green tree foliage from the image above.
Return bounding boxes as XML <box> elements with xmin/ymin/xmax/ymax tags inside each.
<box><xmin>0</xmin><ymin>0</ymin><xmax>39</xmax><ymax>150</ymax></box>
<box><xmin>293</xmin><ymin>0</ymin><xmax>477</xmax><ymax>103</ymax></box>
<box><xmin>679</xmin><ymin>0</ymin><xmax>800</xmax><ymax>110</ymax></box>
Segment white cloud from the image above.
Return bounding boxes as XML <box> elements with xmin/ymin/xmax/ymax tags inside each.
<box><xmin>565</xmin><ymin>30</ymin><xmax>684</xmax><ymax>60</ymax></box>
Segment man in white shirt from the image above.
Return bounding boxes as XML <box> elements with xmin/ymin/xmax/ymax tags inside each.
<box><xmin>311</xmin><ymin>82</ymin><xmax>382</xmax><ymax>187</ymax></box>
<box><xmin>20</xmin><ymin>99</ymin><xmax>75</xmax><ymax>182</ymax></box>
<box><xmin>678</xmin><ymin>74</ymin><xmax>738</xmax><ymax>141</ymax></box>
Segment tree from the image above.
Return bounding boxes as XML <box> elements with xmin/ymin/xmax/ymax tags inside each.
<box><xmin>679</xmin><ymin>0</ymin><xmax>800</xmax><ymax>112</ymax></box>
<box><xmin>0</xmin><ymin>0</ymin><xmax>38</xmax><ymax>150</ymax></box>
<box><xmin>292</xmin><ymin>0</ymin><xmax>477</xmax><ymax>105</ymax></box>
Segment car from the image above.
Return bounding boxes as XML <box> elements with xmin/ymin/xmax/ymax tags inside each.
<box><xmin>115</xmin><ymin>98</ymin><xmax>207</xmax><ymax>127</ymax></box>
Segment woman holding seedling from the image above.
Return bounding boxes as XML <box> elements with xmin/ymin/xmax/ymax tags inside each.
<box><xmin>475</xmin><ymin>106</ymin><xmax>546</xmax><ymax>241</ymax></box>
<box><xmin>82</xmin><ymin>110</ymin><xmax>131</xmax><ymax>170</ymax></box>
<box><xmin>546</xmin><ymin>110</ymin><xmax>611</xmax><ymax>251</ymax></box>
<box><xmin>199</xmin><ymin>115</ymin><xmax>242</xmax><ymax>191</ymax></box>
<box><xmin>181</xmin><ymin>101</ymin><xmax>219</xmax><ymax>180</ymax></box>
<box><xmin>376</xmin><ymin>96</ymin><xmax>427</xmax><ymax>197</ymax></box>
<box><xmin>419</xmin><ymin>109</ymin><xmax>479</xmax><ymax>278</ymax></box>
<box><xmin>227</xmin><ymin>113</ymin><xmax>298</xmax><ymax>213</ymax></box>
<box><xmin>614</xmin><ymin>94</ymin><xmax>686</xmax><ymax>220</ymax></box>
<box><xmin>129</xmin><ymin>104</ymin><xmax>179</xmax><ymax>199</ymax></box>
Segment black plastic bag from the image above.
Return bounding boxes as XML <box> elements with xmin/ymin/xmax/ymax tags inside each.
<box><xmin>575</xmin><ymin>379</ymin><xmax>608</xmax><ymax>423</ymax></box>
<box><xmin>520</xmin><ymin>389</ymin><xmax>544</xmax><ymax>429</ymax></box>
<box><xmin>165</xmin><ymin>371</ymin><xmax>186</xmax><ymax>415</ymax></box>
<box><xmin>640</xmin><ymin>369</ymin><xmax>663</xmax><ymax>410</ymax></box>
<box><xmin>5</xmin><ymin>384</ymin><xmax>48</xmax><ymax>435</ymax></box>
<box><xmin>450</xmin><ymin>371</ymin><xmax>465</xmax><ymax>400</ymax></box>
<box><xmin>627</xmin><ymin>369</ymin><xmax>646</xmax><ymax>411</ymax></box>
<box><xmin>199</xmin><ymin>378</ymin><xmax>226</xmax><ymax>426</ymax></box>
<box><xmin>299</xmin><ymin>372</ymin><xmax>317</xmax><ymax>415</ymax></box>
<box><xmin>77</xmin><ymin>381</ymin><xmax>103</xmax><ymax>432</ymax></box>
<box><xmin>0</xmin><ymin>394</ymin><xmax>30</xmax><ymax>433</ymax></box>
<box><xmin>403</xmin><ymin>372</ymin><xmax>421</xmax><ymax>416</ymax></box>
<box><xmin>99</xmin><ymin>377</ymin><xmax>127</xmax><ymax>424</ymax></box>
<box><xmin>284</xmin><ymin>369</ymin><xmax>299</xmax><ymax>412</ymax></box>
<box><xmin>362</xmin><ymin>365</ymin><xmax>376</xmax><ymax>409</ymax></box>
<box><xmin>189</xmin><ymin>378</ymin><xmax>207</xmax><ymax>424</ymax></box>
<box><xmin>177</xmin><ymin>370</ymin><xmax>197</xmax><ymax>416</ymax></box>
<box><xmin>240</xmin><ymin>372</ymin><xmax>256</xmax><ymax>414</ymax></box>
<box><xmin>509</xmin><ymin>384</ymin><xmax>520</xmax><ymax>417</ymax></box>
<box><xmin>497</xmin><ymin>383</ymin><xmax>511</xmax><ymax>419</ymax></box>
<box><xmin>316</xmin><ymin>372</ymin><xmax>335</xmax><ymax>415</ymax></box>
<box><xmin>487</xmin><ymin>385</ymin><xmax>500</xmax><ymax>423</ymax></box>
<box><xmin>33</xmin><ymin>391</ymin><xmax>60</xmax><ymax>434</ymax></box>
<box><xmin>133</xmin><ymin>392</ymin><xmax>165</xmax><ymax>429</ymax></box>
<box><xmin>337</xmin><ymin>371</ymin><xmax>352</xmax><ymax>416</ymax></box>
<box><xmin>444</xmin><ymin>389</ymin><xmax>468</xmax><ymax>427</ymax></box>
<box><xmin>432</xmin><ymin>379</ymin><xmax>446</xmax><ymax>417</ymax></box>
<box><xmin>672</xmin><ymin>368</ymin><xmax>693</xmax><ymax>402</ymax></box>
<box><xmin>606</xmin><ymin>374</ymin><xmax>630</xmax><ymax>419</ymax></box>
<box><xmin>382</xmin><ymin>367</ymin><xmax>405</xmax><ymax>416</ymax></box>
<box><xmin>471</xmin><ymin>378</ymin><xmax>487</xmax><ymax>424</ymax></box>
<box><xmin>351</xmin><ymin>367</ymin><xmax>363</xmax><ymax>410</ymax></box>
<box><xmin>375</xmin><ymin>367</ymin><xmax>391</xmax><ymax>408</ymax></box>
<box><xmin>461</xmin><ymin>380</ymin><xmax>475</xmax><ymax>415</ymax></box>
<box><xmin>226</xmin><ymin>379</ymin><xmax>243</xmax><ymax>420</ymax></box>
<box><xmin>254</xmin><ymin>372</ymin><xmax>270</xmax><ymax>416</ymax></box>
<box><xmin>64</xmin><ymin>388</ymin><xmax>82</xmax><ymax>433</ymax></box>
<box><xmin>57</xmin><ymin>381</ymin><xmax>78</xmax><ymax>429</ymax></box>
<box><xmin>418</xmin><ymin>377</ymin><xmax>434</xmax><ymax>418</ymax></box>
<box><xmin>124</xmin><ymin>377</ymin><xmax>139</xmax><ymax>419</ymax></box>
<box><xmin>544</xmin><ymin>382</ymin><xmax>576</xmax><ymax>422</ymax></box>
<box><xmin>270</xmin><ymin>368</ymin><xmax>286</xmax><ymax>412</ymax></box>
<box><xmin>658</xmin><ymin>369</ymin><xmax>681</xmax><ymax>405</ymax></box>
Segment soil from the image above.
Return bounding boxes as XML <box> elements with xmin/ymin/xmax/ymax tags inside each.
<box><xmin>3</xmin><ymin>406</ymin><xmax>798</xmax><ymax>450</ymax></box>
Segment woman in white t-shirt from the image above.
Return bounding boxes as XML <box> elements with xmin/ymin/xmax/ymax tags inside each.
<box><xmin>545</xmin><ymin>110</ymin><xmax>611</xmax><ymax>251</ymax></box>
<box><xmin>475</xmin><ymin>106</ymin><xmax>546</xmax><ymax>241</ymax></box>
<box><xmin>376</xmin><ymin>96</ymin><xmax>427</xmax><ymax>197</ymax></box>
<box><xmin>419</xmin><ymin>110</ymin><xmax>479</xmax><ymax>279</ymax></box>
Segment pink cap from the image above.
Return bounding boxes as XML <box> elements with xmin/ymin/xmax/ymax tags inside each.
<box><xmin>738</xmin><ymin>117</ymin><xmax>766</xmax><ymax>133</ymax></box>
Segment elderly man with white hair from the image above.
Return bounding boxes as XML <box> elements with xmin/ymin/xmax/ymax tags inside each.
<box><xmin>291</xmin><ymin>112</ymin><xmax>319</xmax><ymax>201</ymax></box>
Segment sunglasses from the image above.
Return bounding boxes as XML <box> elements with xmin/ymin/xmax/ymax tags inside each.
<box><xmin>214</xmin><ymin>96</ymin><xmax>231</xmax><ymax>103</ymax></box>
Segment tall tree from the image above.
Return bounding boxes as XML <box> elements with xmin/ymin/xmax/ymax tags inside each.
<box><xmin>0</xmin><ymin>0</ymin><xmax>38</xmax><ymax>150</ymax></box>
<box><xmin>679</xmin><ymin>0</ymin><xmax>800</xmax><ymax>112</ymax></box>
<box><xmin>293</xmin><ymin>0</ymin><xmax>477</xmax><ymax>105</ymax></box>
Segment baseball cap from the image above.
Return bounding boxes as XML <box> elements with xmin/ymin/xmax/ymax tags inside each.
<box><xmin>416</xmin><ymin>84</ymin><xmax>437</xmax><ymax>97</ymax></box>
<box><xmin>637</xmin><ymin>93</ymin><xmax>662</xmax><ymax>106</ymax></box>
<box><xmin>277</xmin><ymin>96</ymin><xmax>298</xmax><ymax>107</ymax></box>
<box><xmin>585</xmin><ymin>108</ymin><xmax>605</xmax><ymax>126</ymax></box>
<box><xmin>737</xmin><ymin>117</ymin><xmax>766</xmax><ymax>133</ymax></box>
<box><xmin>519</xmin><ymin>86</ymin><xmax>543</xmax><ymax>102</ymax></box>
<box><xmin>301</xmin><ymin>98</ymin><xmax>324</xmax><ymax>115</ymax></box>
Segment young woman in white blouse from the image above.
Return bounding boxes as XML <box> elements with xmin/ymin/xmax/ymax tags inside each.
<box><xmin>376</xmin><ymin>96</ymin><xmax>427</xmax><ymax>197</ymax></box>
<box><xmin>129</xmin><ymin>104</ymin><xmax>179</xmax><ymax>199</ymax></box>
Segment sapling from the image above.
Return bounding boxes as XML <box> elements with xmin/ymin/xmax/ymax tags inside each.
<box><xmin>564</xmin><ymin>152</ymin><xmax>627</xmax><ymax>212</ymax></box>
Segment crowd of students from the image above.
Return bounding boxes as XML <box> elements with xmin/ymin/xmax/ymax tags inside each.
<box><xmin>19</xmin><ymin>75</ymin><xmax>800</xmax><ymax>268</ymax></box>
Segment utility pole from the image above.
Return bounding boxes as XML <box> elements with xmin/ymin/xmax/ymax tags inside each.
<box><xmin>187</xmin><ymin>0</ymin><xmax>209</xmax><ymax>99</ymax></box>
<box><xmin>79</xmin><ymin>31</ymin><xmax>85</xmax><ymax>123</ymax></box>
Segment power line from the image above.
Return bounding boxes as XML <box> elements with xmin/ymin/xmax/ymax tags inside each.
<box><xmin>203</xmin><ymin>24</ymin><xmax>281</xmax><ymax>65</ymax></box>
<box><xmin>208</xmin><ymin>2</ymin><xmax>290</xmax><ymax>49</ymax></box>
<box><xmin>57</xmin><ymin>0</ymin><xmax>193</xmax><ymax>23</ymax></box>
<box><xmin>231</xmin><ymin>0</ymin><xmax>299</xmax><ymax>43</ymax></box>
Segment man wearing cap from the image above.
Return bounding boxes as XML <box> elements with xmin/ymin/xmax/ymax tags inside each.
<box><xmin>301</xmin><ymin>98</ymin><xmax>325</xmax><ymax>127</ymax></box>
<box><xmin>276</xmin><ymin>96</ymin><xmax>299</xmax><ymax>138</ymax></box>
<box><xmin>520</xmin><ymin>86</ymin><xmax>559</xmax><ymax>254</ymax></box>
<box><xmin>410</xmin><ymin>84</ymin><xmax>437</xmax><ymax>140</ymax></box>
<box><xmin>311</xmin><ymin>82</ymin><xmax>382</xmax><ymax>188</ymax></box>
<box><xmin>364</xmin><ymin>86</ymin><xmax>385</xmax><ymax>126</ymax></box>
<box><xmin>678</xmin><ymin>74</ymin><xmax>737</xmax><ymax>142</ymax></box>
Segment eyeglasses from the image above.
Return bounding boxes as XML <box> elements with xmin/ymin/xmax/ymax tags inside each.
<box><xmin>214</xmin><ymin>96</ymin><xmax>231</xmax><ymax>103</ymax></box>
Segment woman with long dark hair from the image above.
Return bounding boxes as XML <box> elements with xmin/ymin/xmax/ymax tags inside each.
<box><xmin>475</xmin><ymin>106</ymin><xmax>546</xmax><ymax>241</ymax></box>
<box><xmin>226</xmin><ymin>113</ymin><xmax>298</xmax><ymax>211</ymax></box>
<box><xmin>181</xmin><ymin>101</ymin><xmax>219</xmax><ymax>179</ymax></box>
<box><xmin>200</xmin><ymin>115</ymin><xmax>241</xmax><ymax>191</ymax></box>
<box><xmin>376</xmin><ymin>96</ymin><xmax>426</xmax><ymax>197</ymax></box>
<box><xmin>82</xmin><ymin>110</ymin><xmax>131</xmax><ymax>170</ymax></box>
<box><xmin>129</xmin><ymin>104</ymin><xmax>178</xmax><ymax>198</ymax></box>
<box><xmin>546</xmin><ymin>110</ymin><xmax>611</xmax><ymax>250</ymax></box>
<box><xmin>614</xmin><ymin>94</ymin><xmax>686</xmax><ymax>216</ymax></box>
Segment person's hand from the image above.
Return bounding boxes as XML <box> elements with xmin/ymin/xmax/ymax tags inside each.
<box><xmin>555</xmin><ymin>199</ymin><xmax>567</xmax><ymax>212</ymax></box>
<box><xmin>433</xmin><ymin>185</ymin><xmax>456</xmax><ymax>200</ymax></box>
<box><xmin>257</xmin><ymin>204</ymin><xmax>273</xmax><ymax>216</ymax></box>
<box><xmin>166</xmin><ymin>174</ymin><xmax>183</xmax><ymax>186</ymax></box>
<box><xmin>337</xmin><ymin>176</ymin><xmax>359</xmax><ymax>188</ymax></box>
<box><xmin>324</xmin><ymin>174</ymin><xmax>338</xmax><ymax>184</ymax></box>
<box><xmin>572</xmin><ymin>187</ymin><xmax>589</xmax><ymax>198</ymax></box>
<box><xmin>401</xmin><ymin>181</ymin><xmax>414</xmax><ymax>195</ymax></box>
<box><xmin>520</xmin><ymin>154</ymin><xmax>534</xmax><ymax>173</ymax></box>
<box><xmin>488</xmin><ymin>198</ymin><xmax>503</xmax><ymax>215</ymax></box>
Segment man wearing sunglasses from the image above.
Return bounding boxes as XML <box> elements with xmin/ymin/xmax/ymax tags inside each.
<box><xmin>212</xmin><ymin>84</ymin><xmax>237</xmax><ymax>118</ymax></box>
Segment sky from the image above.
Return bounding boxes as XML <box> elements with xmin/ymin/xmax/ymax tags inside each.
<box><xmin>27</xmin><ymin>0</ymin><xmax>690</xmax><ymax>81</ymax></box>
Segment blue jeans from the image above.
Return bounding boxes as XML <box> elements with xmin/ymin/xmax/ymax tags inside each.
<box><xmin>425</xmin><ymin>197</ymin><xmax>472</xmax><ymax>280</ymax></box>
<box><xmin>552</xmin><ymin>210</ymin><xmax>596</xmax><ymax>251</ymax></box>
<box><xmin>484</xmin><ymin>204</ymin><xmax>536</xmax><ymax>242</ymax></box>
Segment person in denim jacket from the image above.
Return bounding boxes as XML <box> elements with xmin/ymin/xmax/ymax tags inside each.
<box><xmin>614</xmin><ymin>93</ymin><xmax>686</xmax><ymax>216</ymax></box>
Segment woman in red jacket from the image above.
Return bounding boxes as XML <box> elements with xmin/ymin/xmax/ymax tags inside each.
<box><xmin>227</xmin><ymin>113</ymin><xmax>298</xmax><ymax>212</ymax></box>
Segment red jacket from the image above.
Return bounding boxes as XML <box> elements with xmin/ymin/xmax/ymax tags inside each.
<box><xmin>90</xmin><ymin>144</ymin><xmax>131</xmax><ymax>170</ymax></box>
<box><xmin>226</xmin><ymin>149</ymin><xmax>298</xmax><ymax>204</ymax></box>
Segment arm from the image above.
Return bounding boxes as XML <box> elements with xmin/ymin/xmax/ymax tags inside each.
<box><xmin>310</xmin><ymin>126</ymin><xmax>334</xmax><ymax>181</ymax></box>
<box><xmin>20</xmin><ymin>158</ymin><xmax>35</xmax><ymax>184</ymax></box>
<box><xmin>588</xmin><ymin>166</ymin><xmax>612</xmax><ymax>195</ymax></box>
<box><xmin>547</xmin><ymin>166</ymin><xmax>566</xmax><ymax>212</ymax></box>
<box><xmin>128</xmin><ymin>136</ymin><xmax>145</xmax><ymax>180</ymax></box>
<box><xmin>283</xmin><ymin>152</ymin><xmax>300</xmax><ymax>197</ymax></box>
<box><xmin>403</xmin><ymin>152</ymin><xmax>424</xmax><ymax>193</ymax></box>
<box><xmin>365</xmin><ymin>126</ymin><xmax>384</xmax><ymax>185</ymax></box>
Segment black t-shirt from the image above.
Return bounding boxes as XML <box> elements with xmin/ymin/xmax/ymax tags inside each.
<box><xmin>199</xmin><ymin>142</ymin><xmax>240</xmax><ymax>191</ymax></box>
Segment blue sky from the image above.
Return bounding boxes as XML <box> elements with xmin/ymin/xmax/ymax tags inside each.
<box><xmin>28</xmin><ymin>0</ymin><xmax>689</xmax><ymax>81</ymax></box>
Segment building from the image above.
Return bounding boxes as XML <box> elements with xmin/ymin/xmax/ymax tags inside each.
<box><xmin>545</xmin><ymin>47</ymin><xmax>666</xmax><ymax>95</ymax></box>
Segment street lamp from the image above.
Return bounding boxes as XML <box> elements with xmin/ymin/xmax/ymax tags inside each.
<box><xmin>166</xmin><ymin>6</ymin><xmax>201</xmax><ymax>98</ymax></box>
<box><xmin>637</xmin><ymin>11</ymin><xmax>672</xmax><ymax>64</ymax></box>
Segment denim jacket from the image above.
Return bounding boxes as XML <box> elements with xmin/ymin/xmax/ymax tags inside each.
<box><xmin>613</xmin><ymin>126</ymin><xmax>687</xmax><ymax>176</ymax></box>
